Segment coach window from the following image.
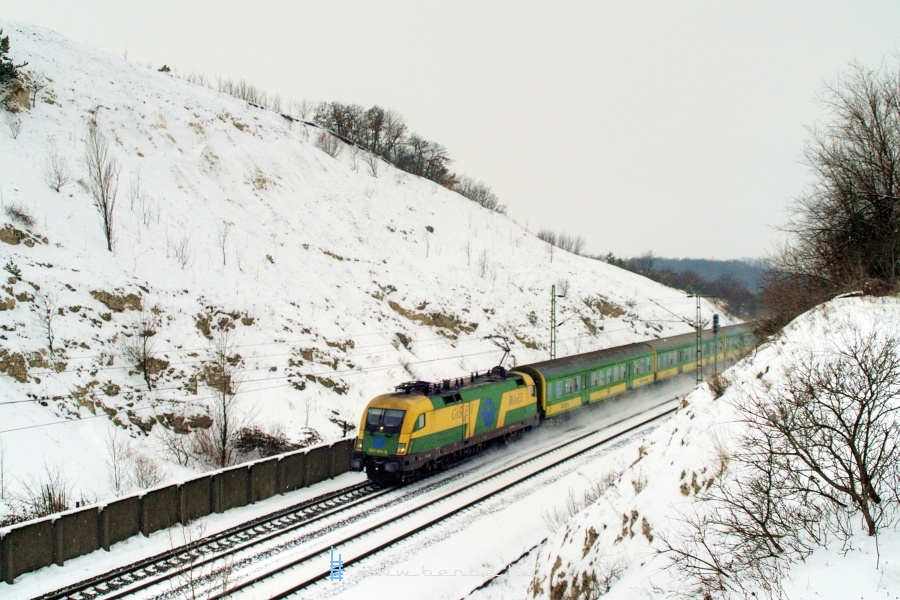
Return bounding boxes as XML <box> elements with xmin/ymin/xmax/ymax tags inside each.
<box><xmin>574</xmin><ymin>377</ymin><xmax>581</xmax><ymax>393</ymax></box>
<box><xmin>592</xmin><ymin>371</ymin><xmax>599</xmax><ymax>387</ymax></box>
<box><xmin>556</xmin><ymin>380</ymin><xmax>563</xmax><ymax>399</ymax></box>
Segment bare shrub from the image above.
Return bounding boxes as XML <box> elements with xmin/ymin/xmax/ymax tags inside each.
<box><xmin>5</xmin><ymin>112</ymin><xmax>20</xmax><ymax>139</ymax></box>
<box><xmin>120</xmin><ymin>305</ymin><xmax>162</xmax><ymax>390</ymax></box>
<box><xmin>235</xmin><ymin>425</ymin><xmax>300</xmax><ymax>459</ymax></box>
<box><xmin>363</xmin><ymin>150</ymin><xmax>381</xmax><ymax>177</ymax></box>
<box><xmin>4</xmin><ymin>201</ymin><xmax>35</xmax><ymax>227</ymax></box>
<box><xmin>15</xmin><ymin>464</ymin><xmax>73</xmax><ymax>517</ymax></box>
<box><xmin>157</xmin><ymin>426</ymin><xmax>193</xmax><ymax>467</ymax></box>
<box><xmin>455</xmin><ymin>175</ymin><xmax>507</xmax><ymax>215</ymax></box>
<box><xmin>168</xmin><ymin>524</ymin><xmax>234</xmax><ymax>599</ymax></box>
<box><xmin>105</xmin><ymin>429</ymin><xmax>130</xmax><ymax>493</ymax></box>
<box><xmin>168</xmin><ymin>233</ymin><xmax>192</xmax><ymax>269</ymax></box>
<box><xmin>130</xmin><ymin>453</ymin><xmax>165</xmax><ymax>489</ymax></box>
<box><xmin>315</xmin><ymin>131</ymin><xmax>343</xmax><ymax>158</ymax></box>
<box><xmin>44</xmin><ymin>148</ymin><xmax>72</xmax><ymax>192</ymax></box>
<box><xmin>706</xmin><ymin>370</ymin><xmax>731</xmax><ymax>399</ymax></box>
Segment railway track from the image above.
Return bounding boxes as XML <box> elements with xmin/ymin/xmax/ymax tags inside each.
<box><xmin>36</xmin><ymin>388</ymin><xmax>685</xmax><ymax>600</ymax></box>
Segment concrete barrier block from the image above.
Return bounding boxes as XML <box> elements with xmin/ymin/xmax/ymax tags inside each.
<box><xmin>1</xmin><ymin>518</ymin><xmax>54</xmax><ymax>584</ymax></box>
<box><xmin>100</xmin><ymin>496</ymin><xmax>141</xmax><ymax>550</ymax></box>
<box><xmin>330</xmin><ymin>439</ymin><xmax>353</xmax><ymax>477</ymax></box>
<box><xmin>140</xmin><ymin>485</ymin><xmax>179</xmax><ymax>536</ymax></box>
<box><xmin>306</xmin><ymin>445</ymin><xmax>330</xmax><ymax>486</ymax></box>
<box><xmin>278</xmin><ymin>452</ymin><xmax>307</xmax><ymax>493</ymax></box>
<box><xmin>54</xmin><ymin>507</ymin><xmax>100</xmax><ymax>565</ymax></box>
<box><xmin>249</xmin><ymin>459</ymin><xmax>278</xmax><ymax>503</ymax></box>
<box><xmin>213</xmin><ymin>467</ymin><xmax>249</xmax><ymax>513</ymax></box>
<box><xmin>179</xmin><ymin>476</ymin><xmax>213</xmax><ymax>524</ymax></box>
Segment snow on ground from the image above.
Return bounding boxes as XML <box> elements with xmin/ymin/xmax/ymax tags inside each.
<box><xmin>0</xmin><ymin>20</ymin><xmax>722</xmax><ymax>519</ymax></box>
<box><xmin>502</xmin><ymin>296</ymin><xmax>900</xmax><ymax>600</ymax></box>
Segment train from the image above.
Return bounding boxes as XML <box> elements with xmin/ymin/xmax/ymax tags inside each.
<box><xmin>350</xmin><ymin>323</ymin><xmax>755</xmax><ymax>482</ymax></box>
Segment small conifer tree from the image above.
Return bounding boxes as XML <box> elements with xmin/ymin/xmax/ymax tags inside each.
<box><xmin>0</xmin><ymin>29</ymin><xmax>27</xmax><ymax>89</ymax></box>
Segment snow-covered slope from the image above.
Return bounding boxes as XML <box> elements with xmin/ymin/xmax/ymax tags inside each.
<box><xmin>521</xmin><ymin>296</ymin><xmax>900</xmax><ymax>599</ymax></box>
<box><xmin>0</xmin><ymin>20</ymin><xmax>723</xmax><ymax>511</ymax></box>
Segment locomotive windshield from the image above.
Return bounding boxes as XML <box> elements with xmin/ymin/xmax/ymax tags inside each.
<box><xmin>365</xmin><ymin>408</ymin><xmax>406</xmax><ymax>434</ymax></box>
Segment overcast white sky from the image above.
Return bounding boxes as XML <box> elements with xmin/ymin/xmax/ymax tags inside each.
<box><xmin>3</xmin><ymin>1</ymin><xmax>899</xmax><ymax>260</ymax></box>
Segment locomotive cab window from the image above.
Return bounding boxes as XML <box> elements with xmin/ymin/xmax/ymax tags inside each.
<box><xmin>413</xmin><ymin>413</ymin><xmax>426</xmax><ymax>431</ymax></box>
<box><xmin>365</xmin><ymin>408</ymin><xmax>406</xmax><ymax>434</ymax></box>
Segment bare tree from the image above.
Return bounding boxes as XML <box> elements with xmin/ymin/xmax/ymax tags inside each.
<box><xmin>195</xmin><ymin>329</ymin><xmax>244</xmax><ymax>468</ymax></box>
<box><xmin>23</xmin><ymin>70</ymin><xmax>47</xmax><ymax>106</ymax></box>
<box><xmin>43</xmin><ymin>147</ymin><xmax>72</xmax><ymax>192</ymax></box>
<box><xmin>763</xmin><ymin>62</ymin><xmax>900</xmax><ymax>334</ymax></box>
<box><xmin>84</xmin><ymin>123</ymin><xmax>120</xmax><ymax>252</ymax></box>
<box><xmin>32</xmin><ymin>288</ymin><xmax>59</xmax><ymax>355</ymax></box>
<box><xmin>292</xmin><ymin>98</ymin><xmax>314</xmax><ymax>120</ymax></box>
<box><xmin>105</xmin><ymin>429</ymin><xmax>130</xmax><ymax>493</ymax></box>
<box><xmin>217</xmin><ymin>222</ymin><xmax>231</xmax><ymax>266</ymax></box>
<box><xmin>738</xmin><ymin>329</ymin><xmax>900</xmax><ymax>536</ymax></box>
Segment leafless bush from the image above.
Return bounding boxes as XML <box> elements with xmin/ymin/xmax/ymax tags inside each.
<box><xmin>15</xmin><ymin>464</ymin><xmax>73</xmax><ymax>518</ymax></box>
<box><xmin>455</xmin><ymin>175</ymin><xmax>507</xmax><ymax>215</ymax></box>
<box><xmin>120</xmin><ymin>305</ymin><xmax>162</xmax><ymax>390</ymax></box>
<box><xmin>128</xmin><ymin>172</ymin><xmax>145</xmax><ymax>210</ymax></box>
<box><xmin>84</xmin><ymin>123</ymin><xmax>119</xmax><ymax>252</ymax></box>
<box><xmin>4</xmin><ymin>201</ymin><xmax>34</xmax><ymax>227</ymax></box>
<box><xmin>315</xmin><ymin>131</ymin><xmax>343</xmax><ymax>158</ymax></box>
<box><xmin>168</xmin><ymin>524</ymin><xmax>234</xmax><ymax>599</ymax></box>
<box><xmin>157</xmin><ymin>426</ymin><xmax>194</xmax><ymax>467</ymax></box>
<box><xmin>44</xmin><ymin>148</ymin><xmax>72</xmax><ymax>192</ymax></box>
<box><xmin>5</xmin><ymin>111</ymin><xmax>21</xmax><ymax>139</ymax></box>
<box><xmin>537</xmin><ymin>229</ymin><xmax>558</xmax><ymax>246</ymax></box>
<box><xmin>706</xmin><ymin>370</ymin><xmax>731</xmax><ymax>399</ymax></box>
<box><xmin>363</xmin><ymin>151</ymin><xmax>381</xmax><ymax>177</ymax></box>
<box><xmin>168</xmin><ymin>233</ymin><xmax>192</xmax><ymax>269</ymax></box>
<box><xmin>105</xmin><ymin>429</ymin><xmax>130</xmax><ymax>493</ymax></box>
<box><xmin>130</xmin><ymin>453</ymin><xmax>165</xmax><ymax>489</ymax></box>
<box><xmin>558</xmin><ymin>232</ymin><xmax>586</xmax><ymax>255</ymax></box>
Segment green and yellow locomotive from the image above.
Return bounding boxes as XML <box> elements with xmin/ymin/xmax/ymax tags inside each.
<box><xmin>350</xmin><ymin>367</ymin><xmax>539</xmax><ymax>482</ymax></box>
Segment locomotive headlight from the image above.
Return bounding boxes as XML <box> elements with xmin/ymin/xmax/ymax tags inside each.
<box><xmin>396</xmin><ymin>443</ymin><xmax>407</xmax><ymax>455</ymax></box>
<box><xmin>355</xmin><ymin>440</ymin><xmax>363</xmax><ymax>451</ymax></box>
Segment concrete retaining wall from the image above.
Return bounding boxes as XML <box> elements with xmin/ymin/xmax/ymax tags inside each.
<box><xmin>0</xmin><ymin>437</ymin><xmax>354</xmax><ymax>584</ymax></box>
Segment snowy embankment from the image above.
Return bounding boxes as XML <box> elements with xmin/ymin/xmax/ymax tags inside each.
<box><xmin>518</xmin><ymin>296</ymin><xmax>900</xmax><ymax>600</ymax></box>
<box><xmin>0</xmin><ymin>20</ymin><xmax>722</xmax><ymax>517</ymax></box>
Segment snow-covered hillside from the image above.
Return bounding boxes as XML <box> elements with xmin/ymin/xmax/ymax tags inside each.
<box><xmin>0</xmin><ymin>21</ymin><xmax>720</xmax><ymax>514</ymax></box>
<box><xmin>514</xmin><ymin>296</ymin><xmax>900</xmax><ymax>600</ymax></box>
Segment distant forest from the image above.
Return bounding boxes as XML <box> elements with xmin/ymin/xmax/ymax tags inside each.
<box><xmin>598</xmin><ymin>253</ymin><xmax>767</xmax><ymax>317</ymax></box>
